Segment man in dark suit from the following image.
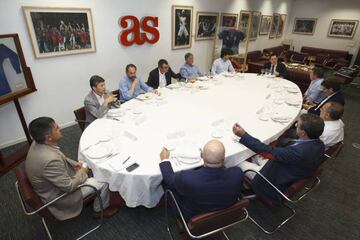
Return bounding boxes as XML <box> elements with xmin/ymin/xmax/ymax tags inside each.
<box><xmin>232</xmin><ymin>113</ymin><xmax>325</xmax><ymax>204</ymax></box>
<box><xmin>304</xmin><ymin>77</ymin><xmax>345</xmax><ymax>115</ymax></box>
<box><xmin>159</xmin><ymin>140</ymin><xmax>244</xmax><ymax>221</ymax></box>
<box><xmin>147</xmin><ymin>59</ymin><xmax>181</xmax><ymax>89</ymax></box>
<box><xmin>263</xmin><ymin>53</ymin><xmax>288</xmax><ymax>78</ymax></box>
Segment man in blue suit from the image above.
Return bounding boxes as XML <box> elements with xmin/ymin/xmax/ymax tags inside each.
<box><xmin>232</xmin><ymin>113</ymin><xmax>325</xmax><ymax>204</ymax></box>
<box><xmin>159</xmin><ymin>140</ymin><xmax>244</xmax><ymax>221</ymax></box>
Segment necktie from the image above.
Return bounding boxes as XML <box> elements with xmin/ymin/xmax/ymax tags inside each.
<box><xmin>270</xmin><ymin>64</ymin><xmax>275</xmax><ymax>74</ymax></box>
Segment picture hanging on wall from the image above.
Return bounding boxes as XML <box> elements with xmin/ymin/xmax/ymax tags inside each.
<box><xmin>293</xmin><ymin>18</ymin><xmax>317</xmax><ymax>35</ymax></box>
<box><xmin>269</xmin><ymin>13</ymin><xmax>280</xmax><ymax>39</ymax></box>
<box><xmin>239</xmin><ymin>10</ymin><xmax>251</xmax><ymax>39</ymax></box>
<box><xmin>172</xmin><ymin>5</ymin><xmax>193</xmax><ymax>49</ymax></box>
<box><xmin>259</xmin><ymin>15</ymin><xmax>272</xmax><ymax>35</ymax></box>
<box><xmin>195</xmin><ymin>12</ymin><xmax>219</xmax><ymax>41</ymax></box>
<box><xmin>249</xmin><ymin>11</ymin><xmax>261</xmax><ymax>41</ymax></box>
<box><xmin>327</xmin><ymin>19</ymin><xmax>359</xmax><ymax>39</ymax></box>
<box><xmin>22</xmin><ymin>7</ymin><xmax>96</xmax><ymax>59</ymax></box>
<box><xmin>276</xmin><ymin>14</ymin><xmax>287</xmax><ymax>38</ymax></box>
<box><xmin>220</xmin><ymin>13</ymin><xmax>238</xmax><ymax>29</ymax></box>
<box><xmin>0</xmin><ymin>34</ymin><xmax>36</xmax><ymax>105</ymax></box>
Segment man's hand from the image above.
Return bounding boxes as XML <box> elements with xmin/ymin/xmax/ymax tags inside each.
<box><xmin>160</xmin><ymin>147</ymin><xmax>170</xmax><ymax>161</ymax></box>
<box><xmin>187</xmin><ymin>78</ymin><xmax>196</xmax><ymax>83</ymax></box>
<box><xmin>73</xmin><ymin>160</ymin><xmax>83</xmax><ymax>171</ymax></box>
<box><xmin>232</xmin><ymin>123</ymin><xmax>246</xmax><ymax>137</ymax></box>
<box><xmin>154</xmin><ymin>90</ymin><xmax>161</xmax><ymax>96</ymax></box>
<box><xmin>104</xmin><ymin>93</ymin><xmax>117</xmax><ymax>105</ymax></box>
<box><xmin>302</xmin><ymin>102</ymin><xmax>315</xmax><ymax>110</ymax></box>
<box><xmin>80</xmin><ymin>166</ymin><xmax>89</xmax><ymax>175</ymax></box>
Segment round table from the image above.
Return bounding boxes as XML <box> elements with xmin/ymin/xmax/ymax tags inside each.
<box><xmin>78</xmin><ymin>73</ymin><xmax>302</xmax><ymax>208</ymax></box>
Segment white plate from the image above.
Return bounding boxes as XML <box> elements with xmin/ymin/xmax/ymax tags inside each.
<box><xmin>107</xmin><ymin>109</ymin><xmax>125</xmax><ymax>117</ymax></box>
<box><xmin>136</xmin><ymin>93</ymin><xmax>153</xmax><ymax>101</ymax></box>
<box><xmin>99</xmin><ymin>135</ymin><xmax>111</xmax><ymax>142</ymax></box>
<box><xmin>197</xmin><ymin>76</ymin><xmax>210</xmax><ymax>81</ymax></box>
<box><xmin>87</xmin><ymin>145</ymin><xmax>112</xmax><ymax>159</ymax></box>
<box><xmin>259</xmin><ymin>114</ymin><xmax>269</xmax><ymax>121</ymax></box>
<box><xmin>167</xmin><ymin>83</ymin><xmax>181</xmax><ymax>89</ymax></box>
<box><xmin>286</xmin><ymin>99</ymin><xmax>301</xmax><ymax>106</ymax></box>
<box><xmin>267</xmin><ymin>75</ymin><xmax>276</xmax><ymax>78</ymax></box>
<box><xmin>211</xmin><ymin>130</ymin><xmax>223</xmax><ymax>138</ymax></box>
<box><xmin>177</xmin><ymin>157</ymin><xmax>201</xmax><ymax>164</ymax></box>
<box><xmin>223</xmin><ymin>72</ymin><xmax>235</xmax><ymax>77</ymax></box>
<box><xmin>287</xmin><ymin>88</ymin><xmax>298</xmax><ymax>93</ymax></box>
<box><xmin>198</xmin><ymin>85</ymin><xmax>209</xmax><ymax>90</ymax></box>
<box><xmin>271</xmin><ymin>113</ymin><xmax>291</xmax><ymax>123</ymax></box>
<box><xmin>156</xmin><ymin>96</ymin><xmax>164</xmax><ymax>100</ymax></box>
<box><xmin>274</xmin><ymin>98</ymin><xmax>284</xmax><ymax>104</ymax></box>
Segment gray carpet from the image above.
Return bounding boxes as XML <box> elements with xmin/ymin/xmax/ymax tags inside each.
<box><xmin>1</xmin><ymin>82</ymin><xmax>360</xmax><ymax>240</ymax></box>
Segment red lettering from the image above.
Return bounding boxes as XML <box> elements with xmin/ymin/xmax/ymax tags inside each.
<box><xmin>141</xmin><ymin>16</ymin><xmax>160</xmax><ymax>44</ymax></box>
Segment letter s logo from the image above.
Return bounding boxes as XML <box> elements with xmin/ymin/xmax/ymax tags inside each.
<box><xmin>141</xmin><ymin>16</ymin><xmax>160</xmax><ymax>44</ymax></box>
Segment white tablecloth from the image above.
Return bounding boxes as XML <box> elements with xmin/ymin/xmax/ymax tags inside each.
<box><xmin>78</xmin><ymin>73</ymin><xmax>302</xmax><ymax>208</ymax></box>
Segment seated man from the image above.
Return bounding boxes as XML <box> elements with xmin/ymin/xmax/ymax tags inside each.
<box><xmin>179</xmin><ymin>52</ymin><xmax>203</xmax><ymax>82</ymax></box>
<box><xmin>319</xmin><ymin>102</ymin><xmax>345</xmax><ymax>150</ymax></box>
<box><xmin>84</xmin><ymin>75</ymin><xmax>119</xmax><ymax>128</ymax></box>
<box><xmin>304</xmin><ymin>67</ymin><xmax>326</xmax><ymax>103</ymax></box>
<box><xmin>119</xmin><ymin>64</ymin><xmax>157</xmax><ymax>101</ymax></box>
<box><xmin>159</xmin><ymin>140</ymin><xmax>244</xmax><ymax>221</ymax></box>
<box><xmin>25</xmin><ymin>117</ymin><xmax>118</xmax><ymax>220</ymax></box>
<box><xmin>263</xmin><ymin>53</ymin><xmax>288</xmax><ymax>78</ymax></box>
<box><xmin>304</xmin><ymin>76</ymin><xmax>345</xmax><ymax>115</ymax></box>
<box><xmin>147</xmin><ymin>59</ymin><xmax>181</xmax><ymax>89</ymax></box>
<box><xmin>232</xmin><ymin>113</ymin><xmax>325</xmax><ymax>204</ymax></box>
<box><xmin>211</xmin><ymin>49</ymin><xmax>235</xmax><ymax>75</ymax></box>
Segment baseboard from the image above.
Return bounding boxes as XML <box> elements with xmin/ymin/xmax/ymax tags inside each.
<box><xmin>0</xmin><ymin>121</ymin><xmax>77</xmax><ymax>149</ymax></box>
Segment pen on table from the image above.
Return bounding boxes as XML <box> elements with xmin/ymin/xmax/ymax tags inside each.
<box><xmin>122</xmin><ymin>156</ymin><xmax>131</xmax><ymax>164</ymax></box>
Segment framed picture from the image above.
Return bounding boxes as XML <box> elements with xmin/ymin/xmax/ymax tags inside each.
<box><xmin>259</xmin><ymin>15</ymin><xmax>272</xmax><ymax>35</ymax></box>
<box><xmin>172</xmin><ymin>5</ymin><xmax>193</xmax><ymax>49</ymax></box>
<box><xmin>239</xmin><ymin>10</ymin><xmax>251</xmax><ymax>38</ymax></box>
<box><xmin>0</xmin><ymin>34</ymin><xmax>36</xmax><ymax>105</ymax></box>
<box><xmin>249</xmin><ymin>11</ymin><xmax>261</xmax><ymax>41</ymax></box>
<box><xmin>195</xmin><ymin>12</ymin><xmax>219</xmax><ymax>40</ymax></box>
<box><xmin>269</xmin><ymin>13</ymin><xmax>280</xmax><ymax>39</ymax></box>
<box><xmin>220</xmin><ymin>13</ymin><xmax>238</xmax><ymax>29</ymax></box>
<box><xmin>276</xmin><ymin>14</ymin><xmax>287</xmax><ymax>38</ymax></box>
<box><xmin>327</xmin><ymin>19</ymin><xmax>359</xmax><ymax>39</ymax></box>
<box><xmin>293</xmin><ymin>18</ymin><xmax>317</xmax><ymax>35</ymax></box>
<box><xmin>22</xmin><ymin>7</ymin><xmax>96</xmax><ymax>59</ymax></box>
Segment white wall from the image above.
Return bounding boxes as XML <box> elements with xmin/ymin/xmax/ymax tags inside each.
<box><xmin>284</xmin><ymin>0</ymin><xmax>360</xmax><ymax>60</ymax></box>
<box><xmin>0</xmin><ymin>0</ymin><xmax>291</xmax><ymax>148</ymax></box>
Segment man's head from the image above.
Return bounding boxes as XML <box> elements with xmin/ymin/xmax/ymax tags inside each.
<box><xmin>29</xmin><ymin>117</ymin><xmax>62</xmax><ymax>145</ymax></box>
<box><xmin>321</xmin><ymin>77</ymin><xmax>341</xmax><ymax>96</ymax></box>
<box><xmin>158</xmin><ymin>59</ymin><xmax>170</xmax><ymax>74</ymax></box>
<box><xmin>201</xmin><ymin>140</ymin><xmax>225</xmax><ymax>168</ymax></box>
<box><xmin>296</xmin><ymin>113</ymin><xmax>324</xmax><ymax>140</ymax></box>
<box><xmin>90</xmin><ymin>75</ymin><xmax>106</xmax><ymax>96</ymax></box>
<box><xmin>320</xmin><ymin>102</ymin><xmax>344</xmax><ymax>121</ymax></box>
<box><xmin>220</xmin><ymin>49</ymin><xmax>231</xmax><ymax>61</ymax></box>
<box><xmin>270</xmin><ymin>53</ymin><xmax>278</xmax><ymax>65</ymax></box>
<box><xmin>126</xmin><ymin>64</ymin><xmax>137</xmax><ymax>80</ymax></box>
<box><xmin>185</xmin><ymin>53</ymin><xmax>194</xmax><ymax>65</ymax></box>
<box><xmin>309</xmin><ymin>67</ymin><xmax>324</xmax><ymax>81</ymax></box>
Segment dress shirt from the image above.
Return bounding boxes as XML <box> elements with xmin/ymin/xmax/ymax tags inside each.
<box><xmin>119</xmin><ymin>75</ymin><xmax>152</xmax><ymax>101</ymax></box>
<box><xmin>179</xmin><ymin>63</ymin><xmax>203</xmax><ymax>80</ymax></box>
<box><xmin>304</xmin><ymin>78</ymin><xmax>326</xmax><ymax>103</ymax></box>
<box><xmin>320</xmin><ymin>119</ymin><xmax>344</xmax><ymax>150</ymax></box>
<box><xmin>211</xmin><ymin>58</ymin><xmax>235</xmax><ymax>75</ymax></box>
<box><xmin>158</xmin><ymin>69</ymin><xmax>167</xmax><ymax>88</ymax></box>
<box><xmin>93</xmin><ymin>91</ymin><xmax>105</xmax><ymax>105</ymax></box>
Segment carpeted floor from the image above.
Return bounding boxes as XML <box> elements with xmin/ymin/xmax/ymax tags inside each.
<box><xmin>1</xmin><ymin>81</ymin><xmax>360</xmax><ymax>240</ymax></box>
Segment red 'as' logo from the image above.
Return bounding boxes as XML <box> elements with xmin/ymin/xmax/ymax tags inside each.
<box><xmin>119</xmin><ymin>16</ymin><xmax>160</xmax><ymax>46</ymax></box>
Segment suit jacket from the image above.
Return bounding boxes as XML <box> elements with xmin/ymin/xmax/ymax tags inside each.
<box><xmin>240</xmin><ymin>133</ymin><xmax>325</xmax><ymax>204</ymax></box>
<box><xmin>25</xmin><ymin>142</ymin><xmax>88</xmax><ymax>220</ymax></box>
<box><xmin>147</xmin><ymin>67</ymin><xmax>181</xmax><ymax>89</ymax></box>
<box><xmin>159</xmin><ymin>161</ymin><xmax>244</xmax><ymax>221</ymax></box>
<box><xmin>263</xmin><ymin>62</ymin><xmax>288</xmax><ymax>79</ymax></box>
<box><xmin>84</xmin><ymin>91</ymin><xmax>120</xmax><ymax>128</ymax></box>
<box><xmin>308</xmin><ymin>91</ymin><xmax>345</xmax><ymax>115</ymax></box>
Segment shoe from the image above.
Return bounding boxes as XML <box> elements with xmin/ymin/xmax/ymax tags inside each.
<box><xmin>94</xmin><ymin>207</ymin><xmax>119</xmax><ymax>218</ymax></box>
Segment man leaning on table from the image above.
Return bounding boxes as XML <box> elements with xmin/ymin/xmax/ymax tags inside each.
<box><xmin>179</xmin><ymin>52</ymin><xmax>203</xmax><ymax>83</ymax></box>
<box><xmin>159</xmin><ymin>140</ymin><xmax>244</xmax><ymax>221</ymax></box>
<box><xmin>84</xmin><ymin>75</ymin><xmax>120</xmax><ymax>128</ymax></box>
<box><xmin>147</xmin><ymin>59</ymin><xmax>181</xmax><ymax>89</ymax></box>
<box><xmin>211</xmin><ymin>49</ymin><xmax>235</xmax><ymax>75</ymax></box>
<box><xmin>263</xmin><ymin>53</ymin><xmax>288</xmax><ymax>78</ymax></box>
<box><xmin>119</xmin><ymin>64</ymin><xmax>159</xmax><ymax>101</ymax></box>
<box><xmin>232</xmin><ymin>113</ymin><xmax>325</xmax><ymax>204</ymax></box>
<box><xmin>25</xmin><ymin>117</ymin><xmax>119</xmax><ymax>220</ymax></box>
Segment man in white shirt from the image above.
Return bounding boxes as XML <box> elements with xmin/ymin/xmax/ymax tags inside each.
<box><xmin>319</xmin><ymin>101</ymin><xmax>345</xmax><ymax>149</ymax></box>
<box><xmin>211</xmin><ymin>49</ymin><xmax>235</xmax><ymax>75</ymax></box>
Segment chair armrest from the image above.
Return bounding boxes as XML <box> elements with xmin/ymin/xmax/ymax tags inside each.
<box><xmin>75</xmin><ymin>119</ymin><xmax>91</xmax><ymax>123</ymax></box>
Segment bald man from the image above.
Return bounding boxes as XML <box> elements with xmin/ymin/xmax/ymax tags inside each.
<box><xmin>159</xmin><ymin>140</ymin><xmax>244</xmax><ymax>221</ymax></box>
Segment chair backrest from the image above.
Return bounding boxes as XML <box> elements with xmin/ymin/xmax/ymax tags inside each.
<box><xmin>322</xmin><ymin>141</ymin><xmax>344</xmax><ymax>164</ymax></box>
<box><xmin>14</xmin><ymin>168</ymin><xmax>54</xmax><ymax>220</ymax></box>
<box><xmin>187</xmin><ymin>199</ymin><xmax>249</xmax><ymax>236</ymax></box>
<box><xmin>73</xmin><ymin>107</ymin><xmax>86</xmax><ymax>131</ymax></box>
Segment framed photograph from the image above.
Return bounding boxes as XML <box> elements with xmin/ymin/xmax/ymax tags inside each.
<box><xmin>239</xmin><ymin>10</ymin><xmax>251</xmax><ymax>38</ymax></box>
<box><xmin>220</xmin><ymin>13</ymin><xmax>238</xmax><ymax>29</ymax></box>
<box><xmin>269</xmin><ymin>13</ymin><xmax>280</xmax><ymax>39</ymax></box>
<box><xmin>195</xmin><ymin>12</ymin><xmax>219</xmax><ymax>40</ymax></box>
<box><xmin>276</xmin><ymin>14</ymin><xmax>287</xmax><ymax>38</ymax></box>
<box><xmin>327</xmin><ymin>19</ymin><xmax>359</xmax><ymax>39</ymax></box>
<box><xmin>172</xmin><ymin>5</ymin><xmax>193</xmax><ymax>49</ymax></box>
<box><xmin>249</xmin><ymin>11</ymin><xmax>261</xmax><ymax>41</ymax></box>
<box><xmin>22</xmin><ymin>7</ymin><xmax>96</xmax><ymax>59</ymax></box>
<box><xmin>259</xmin><ymin>15</ymin><xmax>272</xmax><ymax>35</ymax></box>
<box><xmin>0</xmin><ymin>34</ymin><xmax>36</xmax><ymax>105</ymax></box>
<box><xmin>293</xmin><ymin>18</ymin><xmax>317</xmax><ymax>35</ymax></box>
